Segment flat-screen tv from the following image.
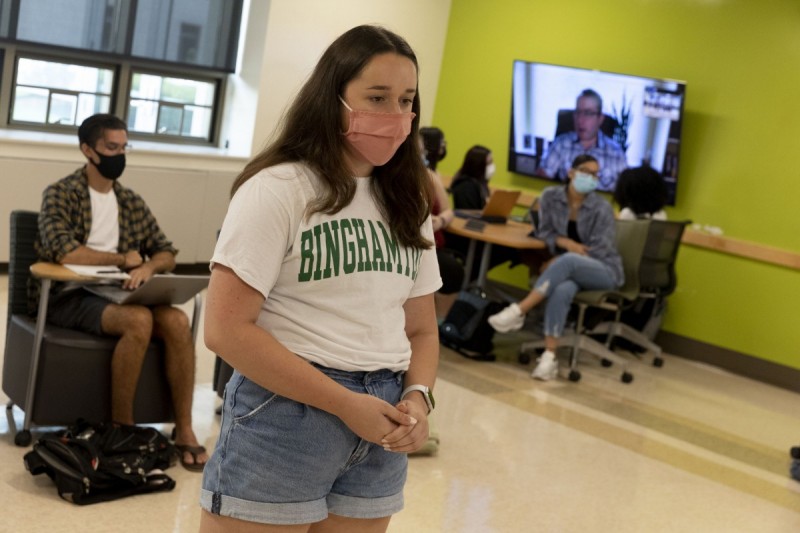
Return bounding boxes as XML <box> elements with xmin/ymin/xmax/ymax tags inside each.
<box><xmin>508</xmin><ymin>60</ymin><xmax>686</xmax><ymax>205</ymax></box>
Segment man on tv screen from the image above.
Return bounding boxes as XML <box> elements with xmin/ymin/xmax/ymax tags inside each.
<box><xmin>536</xmin><ymin>88</ymin><xmax>627</xmax><ymax>190</ymax></box>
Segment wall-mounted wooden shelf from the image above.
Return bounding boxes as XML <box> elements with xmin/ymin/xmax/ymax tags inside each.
<box><xmin>681</xmin><ymin>230</ymin><xmax>800</xmax><ymax>271</ymax></box>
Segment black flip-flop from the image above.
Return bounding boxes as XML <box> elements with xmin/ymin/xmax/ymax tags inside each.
<box><xmin>174</xmin><ymin>444</ymin><xmax>208</xmax><ymax>472</ymax></box>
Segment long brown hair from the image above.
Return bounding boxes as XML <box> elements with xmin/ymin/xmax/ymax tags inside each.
<box><xmin>231</xmin><ymin>25</ymin><xmax>432</xmax><ymax>250</ymax></box>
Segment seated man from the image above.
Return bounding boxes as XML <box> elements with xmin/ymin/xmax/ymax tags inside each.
<box><xmin>32</xmin><ymin>113</ymin><xmax>208</xmax><ymax>471</ymax></box>
<box><xmin>537</xmin><ymin>88</ymin><xmax>627</xmax><ymax>191</ymax></box>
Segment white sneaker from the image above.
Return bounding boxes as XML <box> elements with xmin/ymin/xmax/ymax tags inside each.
<box><xmin>488</xmin><ymin>303</ymin><xmax>525</xmax><ymax>333</ymax></box>
<box><xmin>532</xmin><ymin>350</ymin><xmax>558</xmax><ymax>381</ymax></box>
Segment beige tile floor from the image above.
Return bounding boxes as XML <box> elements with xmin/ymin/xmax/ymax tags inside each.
<box><xmin>1</xmin><ymin>274</ymin><xmax>799</xmax><ymax>532</ymax></box>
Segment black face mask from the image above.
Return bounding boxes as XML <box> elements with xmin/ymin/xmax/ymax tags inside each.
<box><xmin>439</xmin><ymin>146</ymin><xmax>447</xmax><ymax>161</ymax></box>
<box><xmin>92</xmin><ymin>152</ymin><xmax>126</xmax><ymax>180</ymax></box>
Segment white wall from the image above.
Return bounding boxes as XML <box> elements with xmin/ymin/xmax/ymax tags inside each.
<box><xmin>250</xmin><ymin>0</ymin><xmax>452</xmax><ymax>152</ymax></box>
<box><xmin>0</xmin><ymin>0</ymin><xmax>452</xmax><ymax>263</ymax></box>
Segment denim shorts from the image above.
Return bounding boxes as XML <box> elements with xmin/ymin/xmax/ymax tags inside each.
<box><xmin>200</xmin><ymin>364</ymin><xmax>407</xmax><ymax>525</ymax></box>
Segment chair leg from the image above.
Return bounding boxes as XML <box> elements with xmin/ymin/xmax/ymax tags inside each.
<box><xmin>590</xmin><ymin>321</ymin><xmax>664</xmax><ymax>366</ymax></box>
<box><xmin>21</xmin><ymin>279</ymin><xmax>51</xmax><ymax>442</ymax></box>
<box><xmin>191</xmin><ymin>293</ymin><xmax>203</xmax><ymax>344</ymax></box>
<box><xmin>6</xmin><ymin>401</ymin><xmax>17</xmax><ymax>437</ymax></box>
<box><xmin>519</xmin><ymin>338</ymin><xmax>546</xmax><ymax>365</ymax></box>
<box><xmin>573</xmin><ymin>304</ymin><xmax>634</xmax><ymax>383</ymax></box>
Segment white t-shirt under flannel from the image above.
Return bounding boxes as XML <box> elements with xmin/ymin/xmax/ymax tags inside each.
<box><xmin>87</xmin><ymin>186</ymin><xmax>119</xmax><ymax>252</ymax></box>
<box><xmin>212</xmin><ymin>162</ymin><xmax>442</xmax><ymax>372</ymax></box>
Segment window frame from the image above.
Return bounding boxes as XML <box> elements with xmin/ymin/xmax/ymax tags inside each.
<box><xmin>0</xmin><ymin>43</ymin><xmax>227</xmax><ymax>146</ymax></box>
<box><xmin>124</xmin><ymin>65</ymin><xmax>224</xmax><ymax>145</ymax></box>
<box><xmin>10</xmin><ymin>51</ymin><xmax>118</xmax><ymax>131</ymax></box>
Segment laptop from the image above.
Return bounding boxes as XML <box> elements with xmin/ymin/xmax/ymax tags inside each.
<box><xmin>84</xmin><ymin>274</ymin><xmax>210</xmax><ymax>306</ymax></box>
<box><xmin>454</xmin><ymin>189</ymin><xmax>522</xmax><ymax>224</ymax></box>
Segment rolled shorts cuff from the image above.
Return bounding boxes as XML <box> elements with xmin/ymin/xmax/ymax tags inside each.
<box><xmin>200</xmin><ymin>488</ymin><xmax>404</xmax><ymax>525</ymax></box>
<box><xmin>328</xmin><ymin>491</ymin><xmax>404</xmax><ymax>520</ymax></box>
<box><xmin>200</xmin><ymin>489</ymin><xmax>327</xmax><ymax>525</ymax></box>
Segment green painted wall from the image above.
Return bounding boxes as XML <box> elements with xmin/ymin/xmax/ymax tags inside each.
<box><xmin>433</xmin><ymin>0</ymin><xmax>800</xmax><ymax>369</ymax></box>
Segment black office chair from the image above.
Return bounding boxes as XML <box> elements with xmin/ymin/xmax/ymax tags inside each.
<box><xmin>2</xmin><ymin>210</ymin><xmax>200</xmax><ymax>446</ymax></box>
<box><xmin>587</xmin><ymin>219</ymin><xmax>691</xmax><ymax>366</ymax></box>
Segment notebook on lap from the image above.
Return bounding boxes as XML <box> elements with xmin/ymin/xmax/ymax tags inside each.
<box><xmin>84</xmin><ymin>274</ymin><xmax>210</xmax><ymax>306</ymax></box>
<box><xmin>455</xmin><ymin>189</ymin><xmax>522</xmax><ymax>224</ymax></box>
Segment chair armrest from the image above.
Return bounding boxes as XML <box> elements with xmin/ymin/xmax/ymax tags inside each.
<box><xmin>30</xmin><ymin>262</ymin><xmax>96</xmax><ymax>282</ymax></box>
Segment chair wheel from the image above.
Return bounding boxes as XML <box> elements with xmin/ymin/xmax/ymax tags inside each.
<box><xmin>621</xmin><ymin>372</ymin><xmax>634</xmax><ymax>384</ymax></box>
<box><xmin>518</xmin><ymin>352</ymin><xmax>531</xmax><ymax>365</ymax></box>
<box><xmin>568</xmin><ymin>370</ymin><xmax>581</xmax><ymax>382</ymax></box>
<box><xmin>601</xmin><ymin>358</ymin><xmax>613</xmax><ymax>367</ymax></box>
<box><xmin>14</xmin><ymin>430</ymin><xmax>32</xmax><ymax>447</ymax></box>
<box><xmin>653</xmin><ymin>357</ymin><xmax>664</xmax><ymax>368</ymax></box>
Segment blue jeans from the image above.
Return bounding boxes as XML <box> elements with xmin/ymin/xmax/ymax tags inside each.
<box><xmin>532</xmin><ymin>253</ymin><xmax>618</xmax><ymax>337</ymax></box>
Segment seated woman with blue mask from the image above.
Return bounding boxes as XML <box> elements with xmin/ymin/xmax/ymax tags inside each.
<box><xmin>487</xmin><ymin>154</ymin><xmax>623</xmax><ymax>381</ymax></box>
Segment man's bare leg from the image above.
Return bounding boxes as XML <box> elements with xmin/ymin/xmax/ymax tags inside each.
<box><xmin>101</xmin><ymin>304</ymin><xmax>154</xmax><ymax>425</ymax></box>
<box><xmin>153</xmin><ymin>305</ymin><xmax>208</xmax><ymax>467</ymax></box>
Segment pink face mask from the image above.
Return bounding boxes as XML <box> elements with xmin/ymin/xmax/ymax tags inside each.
<box><xmin>340</xmin><ymin>97</ymin><xmax>416</xmax><ymax>167</ymax></box>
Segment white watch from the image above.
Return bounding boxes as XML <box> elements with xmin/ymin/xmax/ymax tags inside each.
<box><xmin>400</xmin><ymin>384</ymin><xmax>435</xmax><ymax>414</ymax></box>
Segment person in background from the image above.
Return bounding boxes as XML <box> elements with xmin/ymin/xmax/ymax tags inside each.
<box><xmin>613</xmin><ymin>165</ymin><xmax>668</xmax><ymax>220</ymax></box>
<box><xmin>419</xmin><ymin>127</ymin><xmax>463</xmax><ymax>319</ymax></box>
<box><xmin>34</xmin><ymin>113</ymin><xmax>207</xmax><ymax>471</ymax></box>
<box><xmin>488</xmin><ymin>154</ymin><xmax>623</xmax><ymax>381</ymax></box>
<box><xmin>450</xmin><ymin>144</ymin><xmax>493</xmax><ymax>210</ymax></box>
<box><xmin>200</xmin><ymin>25</ymin><xmax>441</xmax><ymax>532</ymax></box>
<box><xmin>448</xmin><ymin>145</ymin><xmax>520</xmax><ymax>274</ymax></box>
<box><xmin>411</xmin><ymin>127</ymin><xmax>456</xmax><ymax>458</ymax></box>
<box><xmin>537</xmin><ymin>89</ymin><xmax>628</xmax><ymax>191</ymax></box>
<box><xmin>420</xmin><ymin>126</ymin><xmax>447</xmax><ymax>172</ymax></box>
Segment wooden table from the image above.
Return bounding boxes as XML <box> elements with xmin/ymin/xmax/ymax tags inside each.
<box><xmin>446</xmin><ymin>217</ymin><xmax>546</xmax><ymax>290</ymax></box>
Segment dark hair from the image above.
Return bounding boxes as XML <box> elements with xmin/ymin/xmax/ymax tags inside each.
<box><xmin>571</xmin><ymin>154</ymin><xmax>598</xmax><ymax>169</ymax></box>
<box><xmin>231</xmin><ymin>25</ymin><xmax>430</xmax><ymax>250</ymax></box>
<box><xmin>577</xmin><ymin>89</ymin><xmax>603</xmax><ymax>112</ymax></box>
<box><xmin>613</xmin><ymin>165</ymin><xmax>668</xmax><ymax>215</ymax></box>
<box><xmin>452</xmin><ymin>145</ymin><xmax>491</xmax><ymax>182</ymax></box>
<box><xmin>419</xmin><ymin>126</ymin><xmax>444</xmax><ymax>171</ymax></box>
<box><xmin>78</xmin><ymin>114</ymin><xmax>127</xmax><ymax>148</ymax></box>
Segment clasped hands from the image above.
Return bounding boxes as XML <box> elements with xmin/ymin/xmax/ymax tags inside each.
<box><xmin>341</xmin><ymin>393</ymin><xmax>430</xmax><ymax>454</ymax></box>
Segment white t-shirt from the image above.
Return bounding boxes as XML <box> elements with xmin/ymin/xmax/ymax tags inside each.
<box><xmin>87</xmin><ymin>186</ymin><xmax>119</xmax><ymax>252</ymax></box>
<box><xmin>618</xmin><ymin>207</ymin><xmax>667</xmax><ymax>221</ymax></box>
<box><xmin>212</xmin><ymin>162</ymin><xmax>442</xmax><ymax>372</ymax></box>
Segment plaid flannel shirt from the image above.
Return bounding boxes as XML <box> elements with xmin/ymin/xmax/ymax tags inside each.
<box><xmin>539</xmin><ymin>131</ymin><xmax>628</xmax><ymax>190</ymax></box>
<box><xmin>28</xmin><ymin>167</ymin><xmax>178</xmax><ymax>313</ymax></box>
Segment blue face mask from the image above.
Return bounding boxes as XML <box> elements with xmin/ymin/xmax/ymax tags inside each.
<box><xmin>572</xmin><ymin>171</ymin><xmax>597</xmax><ymax>194</ymax></box>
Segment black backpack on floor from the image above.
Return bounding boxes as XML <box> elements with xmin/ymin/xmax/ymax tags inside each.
<box><xmin>439</xmin><ymin>289</ymin><xmax>504</xmax><ymax>357</ymax></box>
<box><xmin>23</xmin><ymin>419</ymin><xmax>177</xmax><ymax>505</ymax></box>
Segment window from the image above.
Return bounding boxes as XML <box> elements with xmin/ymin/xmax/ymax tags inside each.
<box><xmin>0</xmin><ymin>0</ymin><xmax>13</xmax><ymax>40</ymax></box>
<box><xmin>11</xmin><ymin>0</ymin><xmax>242</xmax><ymax>71</ymax></box>
<box><xmin>131</xmin><ymin>0</ymin><xmax>241</xmax><ymax>70</ymax></box>
<box><xmin>0</xmin><ymin>0</ymin><xmax>242</xmax><ymax>145</ymax></box>
<box><xmin>11</xmin><ymin>57</ymin><xmax>113</xmax><ymax>126</ymax></box>
<box><xmin>16</xmin><ymin>0</ymin><xmax>128</xmax><ymax>54</ymax></box>
<box><xmin>127</xmin><ymin>72</ymin><xmax>216</xmax><ymax>140</ymax></box>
